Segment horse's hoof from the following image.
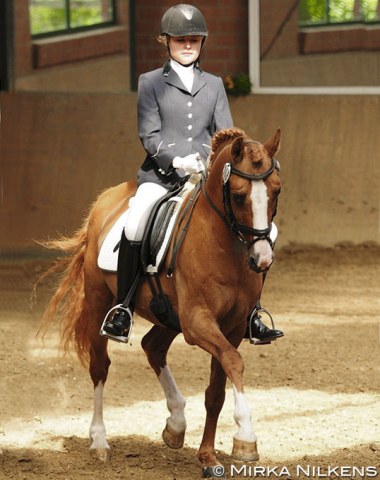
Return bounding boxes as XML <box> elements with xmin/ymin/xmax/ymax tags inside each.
<box><xmin>202</xmin><ymin>465</ymin><xmax>226</xmax><ymax>478</ymax></box>
<box><xmin>231</xmin><ymin>438</ymin><xmax>259</xmax><ymax>462</ymax></box>
<box><xmin>162</xmin><ymin>423</ymin><xmax>185</xmax><ymax>449</ymax></box>
<box><xmin>90</xmin><ymin>447</ymin><xmax>110</xmax><ymax>462</ymax></box>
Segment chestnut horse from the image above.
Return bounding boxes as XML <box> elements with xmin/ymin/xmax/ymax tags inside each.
<box><xmin>42</xmin><ymin>127</ymin><xmax>281</xmax><ymax>477</ymax></box>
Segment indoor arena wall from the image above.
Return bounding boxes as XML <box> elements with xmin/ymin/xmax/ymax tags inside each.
<box><xmin>1</xmin><ymin>92</ymin><xmax>379</xmax><ymax>253</ymax></box>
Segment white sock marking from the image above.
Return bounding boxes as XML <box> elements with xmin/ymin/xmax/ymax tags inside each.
<box><xmin>159</xmin><ymin>366</ymin><xmax>187</xmax><ymax>433</ymax></box>
<box><xmin>89</xmin><ymin>381</ymin><xmax>110</xmax><ymax>450</ymax></box>
<box><xmin>232</xmin><ymin>384</ymin><xmax>257</xmax><ymax>442</ymax></box>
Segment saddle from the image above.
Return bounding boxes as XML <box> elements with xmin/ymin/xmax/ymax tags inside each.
<box><xmin>97</xmin><ymin>180</ymin><xmax>196</xmax><ymax>332</ymax></box>
<box><xmin>97</xmin><ymin>182</ymin><xmax>192</xmax><ymax>273</ymax></box>
<box><xmin>141</xmin><ymin>182</ymin><xmax>192</xmax><ymax>274</ymax></box>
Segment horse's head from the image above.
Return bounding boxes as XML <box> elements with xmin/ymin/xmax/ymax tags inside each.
<box><xmin>206</xmin><ymin>128</ymin><xmax>282</xmax><ymax>273</ymax></box>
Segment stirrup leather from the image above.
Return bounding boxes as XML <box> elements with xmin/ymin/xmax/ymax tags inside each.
<box><xmin>99</xmin><ymin>304</ymin><xmax>134</xmax><ymax>344</ymax></box>
<box><xmin>247</xmin><ymin>306</ymin><xmax>275</xmax><ymax>345</ymax></box>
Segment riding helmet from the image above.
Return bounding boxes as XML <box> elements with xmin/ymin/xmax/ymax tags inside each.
<box><xmin>160</xmin><ymin>4</ymin><xmax>208</xmax><ymax>37</ymax></box>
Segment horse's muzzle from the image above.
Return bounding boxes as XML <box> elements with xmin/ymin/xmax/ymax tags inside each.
<box><xmin>249</xmin><ymin>239</ymin><xmax>274</xmax><ymax>273</ymax></box>
<box><xmin>248</xmin><ymin>255</ymin><xmax>273</xmax><ymax>274</ymax></box>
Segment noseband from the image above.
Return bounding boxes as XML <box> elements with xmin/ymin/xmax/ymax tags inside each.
<box><xmin>201</xmin><ymin>140</ymin><xmax>280</xmax><ymax>257</ymax></box>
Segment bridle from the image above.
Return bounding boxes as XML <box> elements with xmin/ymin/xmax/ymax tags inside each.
<box><xmin>201</xmin><ymin>140</ymin><xmax>280</xmax><ymax>262</ymax></box>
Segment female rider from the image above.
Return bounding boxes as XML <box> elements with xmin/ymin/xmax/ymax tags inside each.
<box><xmin>101</xmin><ymin>4</ymin><xmax>283</xmax><ymax>345</ymax></box>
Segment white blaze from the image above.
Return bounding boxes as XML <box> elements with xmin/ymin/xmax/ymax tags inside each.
<box><xmin>250</xmin><ymin>180</ymin><xmax>273</xmax><ymax>267</ymax></box>
<box><xmin>250</xmin><ymin>180</ymin><xmax>268</xmax><ymax>230</ymax></box>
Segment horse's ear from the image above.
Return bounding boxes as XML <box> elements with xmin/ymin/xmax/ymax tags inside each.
<box><xmin>231</xmin><ymin>136</ymin><xmax>245</xmax><ymax>164</ymax></box>
<box><xmin>264</xmin><ymin>128</ymin><xmax>281</xmax><ymax>158</ymax></box>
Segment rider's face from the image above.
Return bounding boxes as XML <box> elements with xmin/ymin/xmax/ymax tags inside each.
<box><xmin>168</xmin><ymin>35</ymin><xmax>203</xmax><ymax>65</ymax></box>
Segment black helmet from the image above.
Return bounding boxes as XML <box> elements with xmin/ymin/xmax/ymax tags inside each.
<box><xmin>160</xmin><ymin>4</ymin><xmax>208</xmax><ymax>37</ymax></box>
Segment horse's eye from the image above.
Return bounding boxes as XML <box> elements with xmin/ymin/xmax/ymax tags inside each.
<box><xmin>232</xmin><ymin>193</ymin><xmax>245</xmax><ymax>205</ymax></box>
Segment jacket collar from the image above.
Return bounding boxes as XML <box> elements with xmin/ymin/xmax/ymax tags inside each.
<box><xmin>162</xmin><ymin>60</ymin><xmax>207</xmax><ymax>96</ymax></box>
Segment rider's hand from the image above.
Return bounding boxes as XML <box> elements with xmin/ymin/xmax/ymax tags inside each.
<box><xmin>172</xmin><ymin>153</ymin><xmax>205</xmax><ymax>174</ymax></box>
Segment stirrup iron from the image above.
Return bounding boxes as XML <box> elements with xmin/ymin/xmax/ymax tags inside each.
<box><xmin>248</xmin><ymin>306</ymin><xmax>275</xmax><ymax>345</ymax></box>
<box><xmin>99</xmin><ymin>304</ymin><xmax>133</xmax><ymax>344</ymax></box>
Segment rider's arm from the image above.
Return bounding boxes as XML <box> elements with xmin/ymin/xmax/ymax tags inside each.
<box><xmin>137</xmin><ymin>73</ymin><xmax>176</xmax><ymax>175</ymax></box>
<box><xmin>211</xmin><ymin>77</ymin><xmax>234</xmax><ymax>134</ymax></box>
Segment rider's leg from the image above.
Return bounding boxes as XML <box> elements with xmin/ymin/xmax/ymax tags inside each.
<box><xmin>101</xmin><ymin>183</ymin><xmax>168</xmax><ymax>342</ymax></box>
<box><xmin>101</xmin><ymin>233</ymin><xmax>142</xmax><ymax>340</ymax></box>
<box><xmin>246</xmin><ymin>222</ymin><xmax>284</xmax><ymax>344</ymax></box>
<box><xmin>245</xmin><ymin>275</ymin><xmax>284</xmax><ymax>344</ymax></box>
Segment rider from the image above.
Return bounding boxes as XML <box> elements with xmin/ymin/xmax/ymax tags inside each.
<box><xmin>100</xmin><ymin>3</ymin><xmax>284</xmax><ymax>345</ymax></box>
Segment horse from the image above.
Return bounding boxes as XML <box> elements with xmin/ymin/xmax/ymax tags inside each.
<box><xmin>41</xmin><ymin>127</ymin><xmax>282</xmax><ymax>478</ymax></box>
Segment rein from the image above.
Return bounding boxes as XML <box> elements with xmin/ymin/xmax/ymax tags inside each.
<box><xmin>167</xmin><ymin>182</ymin><xmax>202</xmax><ymax>277</ymax></box>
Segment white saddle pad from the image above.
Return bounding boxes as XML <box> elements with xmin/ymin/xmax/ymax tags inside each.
<box><xmin>97</xmin><ymin>209</ymin><xmax>129</xmax><ymax>272</ymax></box>
<box><xmin>97</xmin><ymin>180</ymin><xmax>196</xmax><ymax>273</ymax></box>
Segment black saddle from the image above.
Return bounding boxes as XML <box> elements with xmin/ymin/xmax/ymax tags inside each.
<box><xmin>141</xmin><ymin>180</ymin><xmax>188</xmax><ymax>274</ymax></box>
<box><xmin>139</xmin><ymin>180</ymin><xmax>191</xmax><ymax>332</ymax></box>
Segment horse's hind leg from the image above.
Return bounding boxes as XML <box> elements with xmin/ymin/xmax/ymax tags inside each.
<box><xmin>141</xmin><ymin>325</ymin><xmax>185</xmax><ymax>448</ymax></box>
<box><xmin>85</xmin><ymin>276</ymin><xmax>113</xmax><ymax>461</ymax></box>
<box><xmin>88</xmin><ymin>334</ymin><xmax>111</xmax><ymax>461</ymax></box>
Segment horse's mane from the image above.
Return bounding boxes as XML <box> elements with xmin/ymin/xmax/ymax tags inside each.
<box><xmin>208</xmin><ymin>127</ymin><xmax>246</xmax><ymax>170</ymax></box>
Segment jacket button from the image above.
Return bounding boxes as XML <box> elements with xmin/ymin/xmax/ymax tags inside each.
<box><xmin>187</xmin><ymin>101</ymin><xmax>192</xmax><ymax>107</ymax></box>
<box><xmin>187</xmin><ymin>137</ymin><xmax>192</xmax><ymax>142</ymax></box>
<box><xmin>188</xmin><ymin>113</ymin><xmax>193</xmax><ymax>118</ymax></box>
<box><xmin>187</xmin><ymin>125</ymin><xmax>192</xmax><ymax>130</ymax></box>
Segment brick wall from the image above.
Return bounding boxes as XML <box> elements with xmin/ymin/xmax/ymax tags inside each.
<box><xmin>300</xmin><ymin>26</ymin><xmax>380</xmax><ymax>54</ymax></box>
<box><xmin>12</xmin><ymin>1</ymin><xmax>380</xmax><ymax>89</ymax></box>
<box><xmin>12</xmin><ymin>0</ymin><xmax>129</xmax><ymax>77</ymax></box>
<box><xmin>134</xmin><ymin>0</ymin><xmax>248</xmax><ymax>80</ymax></box>
<box><xmin>33</xmin><ymin>27</ymin><xmax>129</xmax><ymax>69</ymax></box>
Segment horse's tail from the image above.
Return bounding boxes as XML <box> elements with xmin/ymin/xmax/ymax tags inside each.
<box><xmin>38</xmin><ymin>213</ymin><xmax>91</xmax><ymax>367</ymax></box>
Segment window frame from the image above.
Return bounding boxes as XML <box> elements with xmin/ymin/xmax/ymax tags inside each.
<box><xmin>30</xmin><ymin>0</ymin><xmax>117</xmax><ymax>39</ymax></box>
<box><xmin>249</xmin><ymin>0</ymin><xmax>380</xmax><ymax>95</ymax></box>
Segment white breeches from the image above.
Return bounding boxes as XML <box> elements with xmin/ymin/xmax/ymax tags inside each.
<box><xmin>124</xmin><ymin>183</ymin><xmax>169</xmax><ymax>242</ymax></box>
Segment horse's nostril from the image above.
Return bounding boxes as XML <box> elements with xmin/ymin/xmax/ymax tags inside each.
<box><xmin>248</xmin><ymin>247</ymin><xmax>275</xmax><ymax>273</ymax></box>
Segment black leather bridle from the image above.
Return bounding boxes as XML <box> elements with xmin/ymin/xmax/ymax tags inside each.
<box><xmin>201</xmin><ymin>141</ymin><xmax>280</xmax><ymax>271</ymax></box>
<box><xmin>222</xmin><ymin>157</ymin><xmax>279</xmax><ymax>248</ymax></box>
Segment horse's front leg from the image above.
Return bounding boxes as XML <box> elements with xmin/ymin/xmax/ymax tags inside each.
<box><xmin>198</xmin><ymin>356</ymin><xmax>227</xmax><ymax>477</ymax></box>
<box><xmin>183</xmin><ymin>313</ymin><xmax>259</xmax><ymax>470</ymax></box>
<box><xmin>141</xmin><ymin>325</ymin><xmax>186</xmax><ymax>448</ymax></box>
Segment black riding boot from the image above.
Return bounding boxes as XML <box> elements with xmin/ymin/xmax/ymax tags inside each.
<box><xmin>100</xmin><ymin>231</ymin><xmax>142</xmax><ymax>343</ymax></box>
<box><xmin>244</xmin><ymin>270</ymin><xmax>284</xmax><ymax>344</ymax></box>
<box><xmin>244</xmin><ymin>300</ymin><xmax>284</xmax><ymax>344</ymax></box>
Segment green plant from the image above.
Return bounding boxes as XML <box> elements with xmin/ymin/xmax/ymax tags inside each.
<box><xmin>224</xmin><ymin>73</ymin><xmax>252</xmax><ymax>97</ymax></box>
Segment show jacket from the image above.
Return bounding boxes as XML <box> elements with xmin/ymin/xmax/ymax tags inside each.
<box><xmin>137</xmin><ymin>61</ymin><xmax>233</xmax><ymax>187</ymax></box>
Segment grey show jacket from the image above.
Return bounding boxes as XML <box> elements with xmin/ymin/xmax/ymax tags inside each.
<box><xmin>137</xmin><ymin>61</ymin><xmax>233</xmax><ymax>188</ymax></box>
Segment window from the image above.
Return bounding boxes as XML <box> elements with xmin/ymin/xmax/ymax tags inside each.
<box><xmin>30</xmin><ymin>0</ymin><xmax>116</xmax><ymax>37</ymax></box>
<box><xmin>249</xmin><ymin>0</ymin><xmax>380</xmax><ymax>93</ymax></box>
<box><xmin>299</xmin><ymin>0</ymin><xmax>380</xmax><ymax>26</ymax></box>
